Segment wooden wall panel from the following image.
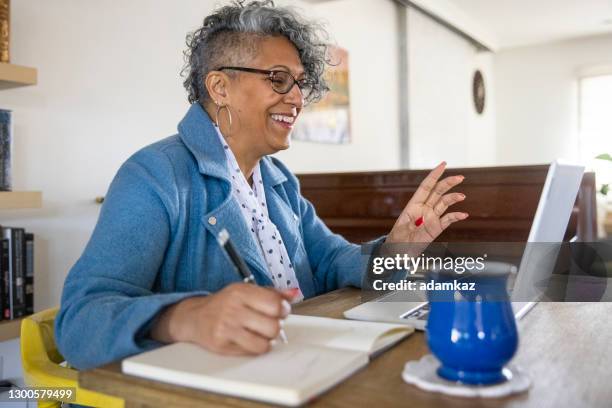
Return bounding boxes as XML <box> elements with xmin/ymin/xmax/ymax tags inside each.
<box><xmin>297</xmin><ymin>165</ymin><xmax>597</xmax><ymax>243</ymax></box>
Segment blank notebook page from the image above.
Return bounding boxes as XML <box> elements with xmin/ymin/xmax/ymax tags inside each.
<box><xmin>284</xmin><ymin>314</ymin><xmax>413</xmax><ymax>353</ymax></box>
<box><xmin>123</xmin><ymin>341</ymin><xmax>367</xmax><ymax>406</ymax></box>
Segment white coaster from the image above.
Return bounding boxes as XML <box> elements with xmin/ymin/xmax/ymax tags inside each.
<box><xmin>402</xmin><ymin>354</ymin><xmax>531</xmax><ymax>398</ymax></box>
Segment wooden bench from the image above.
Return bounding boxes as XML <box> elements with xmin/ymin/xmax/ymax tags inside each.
<box><xmin>297</xmin><ymin>164</ymin><xmax>597</xmax><ymax>243</ymax></box>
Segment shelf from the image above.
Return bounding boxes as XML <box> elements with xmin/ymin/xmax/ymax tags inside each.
<box><xmin>0</xmin><ymin>191</ymin><xmax>42</xmax><ymax>209</ymax></box>
<box><xmin>0</xmin><ymin>63</ymin><xmax>38</xmax><ymax>89</ymax></box>
<box><xmin>0</xmin><ymin>316</ymin><xmax>27</xmax><ymax>341</ymax></box>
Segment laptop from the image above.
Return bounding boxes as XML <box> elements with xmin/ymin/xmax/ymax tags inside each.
<box><xmin>344</xmin><ymin>160</ymin><xmax>585</xmax><ymax>330</ymax></box>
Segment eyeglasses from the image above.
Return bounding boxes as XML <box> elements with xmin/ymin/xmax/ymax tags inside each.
<box><xmin>218</xmin><ymin>66</ymin><xmax>314</xmax><ymax>103</ymax></box>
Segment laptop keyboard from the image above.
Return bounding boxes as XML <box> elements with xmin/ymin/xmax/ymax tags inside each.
<box><xmin>401</xmin><ymin>303</ymin><xmax>430</xmax><ymax>321</ymax></box>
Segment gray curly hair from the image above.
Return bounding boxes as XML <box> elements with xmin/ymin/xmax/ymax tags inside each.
<box><xmin>182</xmin><ymin>0</ymin><xmax>331</xmax><ymax>106</ymax></box>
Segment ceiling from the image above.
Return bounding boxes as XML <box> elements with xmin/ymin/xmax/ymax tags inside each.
<box><xmin>452</xmin><ymin>0</ymin><xmax>612</xmax><ymax>49</ymax></box>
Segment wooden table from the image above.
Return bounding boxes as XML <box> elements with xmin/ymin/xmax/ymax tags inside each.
<box><xmin>79</xmin><ymin>288</ymin><xmax>612</xmax><ymax>408</ymax></box>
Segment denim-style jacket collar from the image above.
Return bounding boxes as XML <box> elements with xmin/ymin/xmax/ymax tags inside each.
<box><xmin>177</xmin><ymin>103</ymin><xmax>288</xmax><ymax>187</ymax></box>
<box><xmin>176</xmin><ymin>103</ymin><xmax>298</xmax><ymax>288</ymax></box>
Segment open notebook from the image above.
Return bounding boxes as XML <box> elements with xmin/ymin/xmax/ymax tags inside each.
<box><xmin>122</xmin><ymin>314</ymin><xmax>413</xmax><ymax>406</ymax></box>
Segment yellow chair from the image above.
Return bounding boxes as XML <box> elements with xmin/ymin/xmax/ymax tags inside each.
<box><xmin>20</xmin><ymin>307</ymin><xmax>124</xmax><ymax>408</ymax></box>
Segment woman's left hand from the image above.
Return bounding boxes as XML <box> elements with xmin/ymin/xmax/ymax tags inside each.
<box><xmin>386</xmin><ymin>161</ymin><xmax>468</xmax><ymax>250</ymax></box>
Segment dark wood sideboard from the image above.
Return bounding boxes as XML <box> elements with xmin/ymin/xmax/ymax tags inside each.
<box><xmin>297</xmin><ymin>165</ymin><xmax>597</xmax><ymax>243</ymax></box>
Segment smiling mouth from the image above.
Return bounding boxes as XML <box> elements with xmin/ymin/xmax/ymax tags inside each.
<box><xmin>270</xmin><ymin>113</ymin><xmax>296</xmax><ymax>129</ymax></box>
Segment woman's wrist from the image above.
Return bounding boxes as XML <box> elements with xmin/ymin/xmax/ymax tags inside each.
<box><xmin>150</xmin><ymin>296</ymin><xmax>202</xmax><ymax>344</ymax></box>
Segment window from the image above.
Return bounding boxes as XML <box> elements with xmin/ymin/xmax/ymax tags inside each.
<box><xmin>579</xmin><ymin>73</ymin><xmax>612</xmax><ymax>197</ymax></box>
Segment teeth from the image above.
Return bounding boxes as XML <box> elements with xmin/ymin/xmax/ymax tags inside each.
<box><xmin>271</xmin><ymin>114</ymin><xmax>295</xmax><ymax>124</ymax></box>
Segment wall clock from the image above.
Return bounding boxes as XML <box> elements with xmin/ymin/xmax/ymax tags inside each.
<box><xmin>473</xmin><ymin>70</ymin><xmax>485</xmax><ymax>115</ymax></box>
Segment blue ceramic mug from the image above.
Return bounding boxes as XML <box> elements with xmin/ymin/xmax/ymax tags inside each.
<box><xmin>426</xmin><ymin>261</ymin><xmax>519</xmax><ymax>385</ymax></box>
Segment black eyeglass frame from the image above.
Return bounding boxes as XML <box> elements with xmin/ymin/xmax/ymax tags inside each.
<box><xmin>217</xmin><ymin>66</ymin><xmax>313</xmax><ymax>100</ymax></box>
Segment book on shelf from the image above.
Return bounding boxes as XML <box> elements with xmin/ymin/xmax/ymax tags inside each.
<box><xmin>25</xmin><ymin>233</ymin><xmax>34</xmax><ymax>315</ymax></box>
<box><xmin>0</xmin><ymin>109</ymin><xmax>11</xmax><ymax>191</ymax></box>
<box><xmin>0</xmin><ymin>228</ymin><xmax>35</xmax><ymax>321</ymax></box>
<box><xmin>0</xmin><ymin>238</ymin><xmax>8</xmax><ymax>320</ymax></box>
<box><xmin>2</xmin><ymin>227</ymin><xmax>26</xmax><ymax>319</ymax></box>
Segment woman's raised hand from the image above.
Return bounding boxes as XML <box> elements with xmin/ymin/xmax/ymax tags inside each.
<box><xmin>386</xmin><ymin>161</ymin><xmax>468</xmax><ymax>250</ymax></box>
<box><xmin>151</xmin><ymin>283</ymin><xmax>298</xmax><ymax>355</ymax></box>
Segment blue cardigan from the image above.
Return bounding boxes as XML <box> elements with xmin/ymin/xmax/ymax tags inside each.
<box><xmin>55</xmin><ymin>103</ymin><xmax>380</xmax><ymax>370</ymax></box>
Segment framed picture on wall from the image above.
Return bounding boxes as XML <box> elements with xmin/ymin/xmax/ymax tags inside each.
<box><xmin>292</xmin><ymin>45</ymin><xmax>351</xmax><ymax>144</ymax></box>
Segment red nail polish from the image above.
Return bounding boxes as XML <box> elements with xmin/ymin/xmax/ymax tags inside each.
<box><xmin>415</xmin><ymin>216</ymin><xmax>424</xmax><ymax>227</ymax></box>
<box><xmin>287</xmin><ymin>288</ymin><xmax>300</xmax><ymax>297</ymax></box>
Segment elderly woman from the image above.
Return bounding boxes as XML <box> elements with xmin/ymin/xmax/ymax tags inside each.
<box><xmin>56</xmin><ymin>0</ymin><xmax>467</xmax><ymax>370</ymax></box>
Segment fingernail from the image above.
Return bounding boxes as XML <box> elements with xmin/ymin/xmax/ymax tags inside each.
<box><xmin>281</xmin><ymin>299</ymin><xmax>291</xmax><ymax>317</ymax></box>
<box><xmin>415</xmin><ymin>216</ymin><xmax>424</xmax><ymax>227</ymax></box>
<box><xmin>279</xmin><ymin>319</ymin><xmax>285</xmax><ymax>328</ymax></box>
<box><xmin>463</xmin><ymin>213</ymin><xmax>469</xmax><ymax>218</ymax></box>
<box><xmin>286</xmin><ymin>288</ymin><xmax>300</xmax><ymax>297</ymax></box>
<box><xmin>460</xmin><ymin>193</ymin><xmax>466</xmax><ymax>199</ymax></box>
<box><xmin>270</xmin><ymin>339</ymin><xmax>278</xmax><ymax>347</ymax></box>
<box><xmin>440</xmin><ymin>161</ymin><xmax>447</xmax><ymax>166</ymax></box>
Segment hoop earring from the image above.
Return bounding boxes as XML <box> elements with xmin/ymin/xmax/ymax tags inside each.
<box><xmin>215</xmin><ymin>104</ymin><xmax>233</xmax><ymax>133</ymax></box>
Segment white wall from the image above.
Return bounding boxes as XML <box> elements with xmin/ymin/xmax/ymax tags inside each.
<box><xmin>0</xmin><ymin>0</ymin><xmax>521</xmax><ymax>318</ymax></box>
<box><xmin>275</xmin><ymin>0</ymin><xmax>401</xmax><ymax>172</ymax></box>
<box><xmin>494</xmin><ymin>33</ymin><xmax>612</xmax><ymax>165</ymax></box>
<box><xmin>1</xmin><ymin>0</ymin><xmax>220</xmax><ymax>313</ymax></box>
<box><xmin>407</xmin><ymin>7</ymin><xmax>496</xmax><ymax>169</ymax></box>
<box><xmin>0</xmin><ymin>0</ymin><xmax>401</xmax><ymax>313</ymax></box>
